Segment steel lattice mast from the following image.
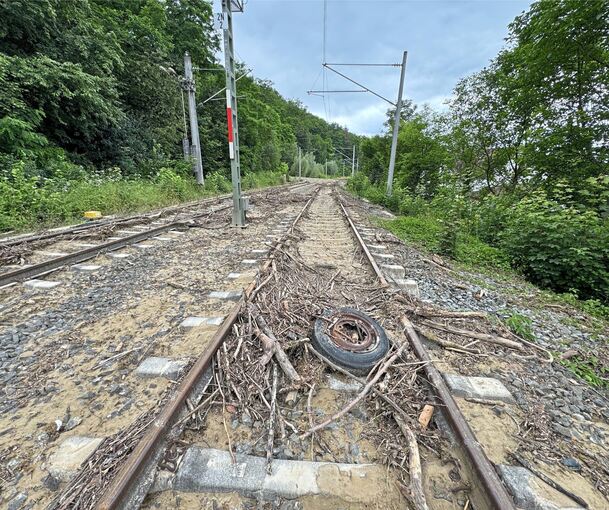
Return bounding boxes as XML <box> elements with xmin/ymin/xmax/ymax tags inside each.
<box><xmin>222</xmin><ymin>0</ymin><xmax>245</xmax><ymax>226</ymax></box>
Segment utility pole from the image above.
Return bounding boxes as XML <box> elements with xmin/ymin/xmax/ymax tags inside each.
<box><xmin>351</xmin><ymin>145</ymin><xmax>356</xmax><ymax>177</ymax></box>
<box><xmin>386</xmin><ymin>50</ymin><xmax>408</xmax><ymax>196</ymax></box>
<box><xmin>183</xmin><ymin>52</ymin><xmax>204</xmax><ymax>185</ymax></box>
<box><xmin>298</xmin><ymin>147</ymin><xmax>302</xmax><ymax>178</ymax></box>
<box><xmin>222</xmin><ymin>0</ymin><xmax>245</xmax><ymax>226</ymax></box>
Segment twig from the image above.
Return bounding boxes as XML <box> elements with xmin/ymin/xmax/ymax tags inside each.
<box><xmin>422</xmin><ymin>320</ymin><xmax>525</xmax><ymax>351</ymax></box>
<box><xmin>511</xmin><ymin>453</ymin><xmax>589</xmax><ymax>508</ymax></box>
<box><xmin>308</xmin><ymin>345</ymin><xmax>410</xmax><ymax>421</ymax></box>
<box><xmin>301</xmin><ymin>335</ymin><xmax>410</xmax><ymax>439</ymax></box>
<box><xmin>307</xmin><ymin>383</ymin><xmax>316</xmax><ymax>460</ymax></box>
<box><xmin>414</xmin><ymin>326</ymin><xmax>484</xmax><ymax>356</ymax></box>
<box><xmin>250</xmin><ymin>305</ymin><xmax>302</xmax><ymax>383</ymax></box>
<box><xmin>394</xmin><ymin>413</ymin><xmax>429</xmax><ymax>510</ymax></box>
<box><xmin>266</xmin><ymin>364</ymin><xmax>278</xmax><ymax>473</ymax></box>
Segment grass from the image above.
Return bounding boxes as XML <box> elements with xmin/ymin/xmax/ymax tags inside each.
<box><xmin>378</xmin><ymin>216</ymin><xmax>510</xmax><ymax>271</ymax></box>
<box><xmin>0</xmin><ymin>170</ymin><xmax>286</xmax><ymax>234</ymax></box>
<box><xmin>559</xmin><ymin>354</ymin><xmax>609</xmax><ymax>389</ymax></box>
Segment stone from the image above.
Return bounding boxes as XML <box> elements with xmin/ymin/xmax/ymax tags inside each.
<box><xmin>380</xmin><ymin>264</ymin><xmax>405</xmax><ymax>281</ymax></box>
<box><xmin>443</xmin><ymin>373</ymin><xmax>516</xmax><ymax>404</ymax></box>
<box><xmin>395</xmin><ymin>278</ymin><xmax>420</xmax><ymax>297</ymax></box>
<box><xmin>23</xmin><ymin>280</ymin><xmax>61</xmax><ymax>290</ymax></box>
<box><xmin>135</xmin><ymin>357</ymin><xmax>188</xmax><ymax>380</ymax></box>
<box><xmin>241</xmin><ymin>259</ymin><xmax>258</xmax><ymax>265</ymax></box>
<box><xmin>226</xmin><ymin>273</ymin><xmax>242</xmax><ymax>279</ymax></box>
<box><xmin>560</xmin><ymin>458</ymin><xmax>581</xmax><ymax>472</ymax></box>
<box><xmin>553</xmin><ymin>424</ymin><xmax>572</xmax><ymax>438</ymax></box>
<box><xmin>251</xmin><ymin>249</ymin><xmax>268</xmax><ymax>255</ymax></box>
<box><xmin>284</xmin><ymin>391</ymin><xmax>299</xmax><ymax>405</ymax></box>
<box><xmin>180</xmin><ymin>316</ymin><xmax>225</xmax><ymax>329</ymax></box>
<box><xmin>47</xmin><ymin>436</ymin><xmax>104</xmax><ymax>481</ymax></box>
<box><xmin>208</xmin><ymin>290</ymin><xmax>242</xmax><ymax>301</ymax></box>
<box><xmin>326</xmin><ymin>375</ymin><xmax>363</xmax><ymax>392</ymax></box>
<box><xmin>172</xmin><ymin>447</ymin><xmax>387</xmax><ymax>502</ymax></box>
<box><xmin>42</xmin><ymin>474</ymin><xmax>60</xmax><ymax>491</ymax></box>
<box><xmin>497</xmin><ymin>465</ymin><xmax>585</xmax><ymax>510</ymax></box>
<box><xmin>64</xmin><ymin>416</ymin><xmax>82</xmax><ymax>431</ymax></box>
<box><xmin>7</xmin><ymin>493</ymin><xmax>27</xmax><ymax>510</ymax></box>
<box><xmin>71</xmin><ymin>264</ymin><xmax>101</xmax><ymax>272</ymax></box>
<box><xmin>372</xmin><ymin>253</ymin><xmax>394</xmax><ymax>260</ymax></box>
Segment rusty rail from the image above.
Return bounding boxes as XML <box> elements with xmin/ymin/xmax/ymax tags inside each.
<box><xmin>0</xmin><ymin>180</ymin><xmax>312</xmax><ymax>249</ymax></box>
<box><xmin>0</xmin><ymin>181</ymin><xmax>317</xmax><ymax>288</ymax></box>
<box><xmin>95</xmin><ymin>187</ymin><xmax>319</xmax><ymax>510</ymax></box>
<box><xmin>337</xmin><ymin>199</ymin><xmax>388</xmax><ymax>288</ymax></box>
<box><xmin>338</xmin><ymin>192</ymin><xmax>516</xmax><ymax>510</ymax></box>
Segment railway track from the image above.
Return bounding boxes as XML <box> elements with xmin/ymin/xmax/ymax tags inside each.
<box><xmin>0</xmin><ymin>181</ymin><xmax>314</xmax><ymax>289</ymax></box>
<box><xmin>0</xmin><ymin>181</ymin><xmax>312</xmax><ymax>251</ymax></box>
<box><xmin>1</xmin><ymin>183</ymin><xmax>606</xmax><ymax>510</ymax></box>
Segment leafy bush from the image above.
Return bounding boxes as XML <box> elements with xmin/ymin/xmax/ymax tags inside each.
<box><xmin>500</xmin><ymin>188</ymin><xmax>609</xmax><ymax>300</ymax></box>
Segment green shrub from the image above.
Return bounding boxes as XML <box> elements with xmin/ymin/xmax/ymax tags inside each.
<box><xmin>560</xmin><ymin>354</ymin><xmax>608</xmax><ymax>389</ymax></box>
<box><xmin>456</xmin><ymin>233</ymin><xmax>511</xmax><ymax>270</ymax></box>
<box><xmin>500</xmin><ymin>189</ymin><xmax>609</xmax><ymax>300</ymax></box>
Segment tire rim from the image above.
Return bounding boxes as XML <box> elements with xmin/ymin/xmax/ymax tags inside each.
<box><xmin>326</xmin><ymin>311</ymin><xmax>379</xmax><ymax>353</ymax></box>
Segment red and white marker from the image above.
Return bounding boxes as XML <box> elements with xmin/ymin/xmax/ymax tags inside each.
<box><xmin>226</xmin><ymin>90</ymin><xmax>235</xmax><ymax>159</ymax></box>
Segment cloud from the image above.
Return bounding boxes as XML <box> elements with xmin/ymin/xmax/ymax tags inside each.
<box><xmin>212</xmin><ymin>0</ymin><xmax>531</xmax><ymax>135</ymax></box>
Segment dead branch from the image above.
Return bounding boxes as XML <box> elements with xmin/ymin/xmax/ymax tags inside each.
<box><xmin>250</xmin><ymin>305</ymin><xmax>302</xmax><ymax>383</ymax></box>
<box><xmin>394</xmin><ymin>413</ymin><xmax>429</xmax><ymax>510</ymax></box>
<box><xmin>422</xmin><ymin>320</ymin><xmax>525</xmax><ymax>351</ymax></box>
<box><xmin>301</xmin><ymin>334</ymin><xmax>411</xmax><ymax>439</ymax></box>
<box><xmin>266</xmin><ymin>364</ymin><xmax>278</xmax><ymax>473</ymax></box>
<box><xmin>308</xmin><ymin>345</ymin><xmax>410</xmax><ymax>421</ymax></box>
<box><xmin>414</xmin><ymin>326</ymin><xmax>485</xmax><ymax>356</ymax></box>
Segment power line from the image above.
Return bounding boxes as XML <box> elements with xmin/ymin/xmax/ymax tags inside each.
<box><xmin>324</xmin><ymin>63</ymin><xmax>401</xmax><ymax>67</ymax></box>
<box><xmin>323</xmin><ymin>64</ymin><xmax>396</xmax><ymax>106</ymax></box>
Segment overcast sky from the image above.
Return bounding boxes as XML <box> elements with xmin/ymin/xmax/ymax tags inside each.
<box><xmin>212</xmin><ymin>0</ymin><xmax>531</xmax><ymax>136</ymax></box>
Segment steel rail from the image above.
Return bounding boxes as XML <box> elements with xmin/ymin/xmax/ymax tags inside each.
<box><xmin>95</xmin><ymin>188</ymin><xmax>319</xmax><ymax>510</ymax></box>
<box><xmin>0</xmin><ymin>202</ymin><xmax>234</xmax><ymax>288</ymax></box>
<box><xmin>0</xmin><ymin>182</ymin><xmax>316</xmax><ymax>288</ymax></box>
<box><xmin>0</xmin><ymin>180</ymin><xmax>312</xmax><ymax>249</ymax></box>
<box><xmin>338</xmin><ymin>192</ymin><xmax>516</xmax><ymax>510</ymax></box>
<box><xmin>337</xmin><ymin>200</ymin><xmax>388</xmax><ymax>288</ymax></box>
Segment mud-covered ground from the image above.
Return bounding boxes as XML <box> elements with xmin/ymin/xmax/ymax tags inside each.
<box><xmin>0</xmin><ymin>185</ymin><xmax>314</xmax><ymax>509</ymax></box>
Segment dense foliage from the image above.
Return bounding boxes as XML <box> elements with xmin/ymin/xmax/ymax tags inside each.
<box><xmin>352</xmin><ymin>0</ymin><xmax>609</xmax><ymax>305</ymax></box>
<box><xmin>0</xmin><ymin>0</ymin><xmax>357</xmax><ymax>231</ymax></box>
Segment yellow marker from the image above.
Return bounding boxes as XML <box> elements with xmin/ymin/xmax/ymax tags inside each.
<box><xmin>83</xmin><ymin>211</ymin><xmax>102</xmax><ymax>220</ymax></box>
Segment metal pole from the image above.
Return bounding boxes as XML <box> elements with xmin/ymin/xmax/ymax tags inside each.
<box><xmin>184</xmin><ymin>52</ymin><xmax>204</xmax><ymax>185</ymax></box>
<box><xmin>222</xmin><ymin>0</ymin><xmax>245</xmax><ymax>227</ymax></box>
<box><xmin>298</xmin><ymin>147</ymin><xmax>302</xmax><ymax>178</ymax></box>
<box><xmin>386</xmin><ymin>50</ymin><xmax>408</xmax><ymax>196</ymax></box>
<box><xmin>325</xmin><ymin>160</ymin><xmax>328</xmax><ymax>176</ymax></box>
<box><xmin>351</xmin><ymin>145</ymin><xmax>356</xmax><ymax>177</ymax></box>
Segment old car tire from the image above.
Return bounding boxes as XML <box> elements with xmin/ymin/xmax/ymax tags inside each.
<box><xmin>312</xmin><ymin>307</ymin><xmax>389</xmax><ymax>376</ymax></box>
